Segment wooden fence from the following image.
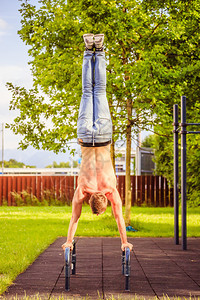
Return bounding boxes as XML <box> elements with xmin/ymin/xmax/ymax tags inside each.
<box><xmin>0</xmin><ymin>175</ymin><xmax>173</xmax><ymax>207</ymax></box>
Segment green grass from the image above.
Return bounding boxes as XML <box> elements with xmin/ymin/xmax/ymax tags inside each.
<box><xmin>0</xmin><ymin>206</ymin><xmax>199</xmax><ymax>295</ymax></box>
<box><xmin>1</xmin><ymin>294</ymin><xmax>200</xmax><ymax>300</ymax></box>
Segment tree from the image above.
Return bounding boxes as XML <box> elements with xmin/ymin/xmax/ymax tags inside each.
<box><xmin>7</xmin><ymin>0</ymin><xmax>200</xmax><ymax>220</ymax></box>
<box><xmin>0</xmin><ymin>159</ymin><xmax>35</xmax><ymax>168</ymax></box>
<box><xmin>141</xmin><ymin>135</ymin><xmax>154</xmax><ymax>148</ymax></box>
<box><xmin>46</xmin><ymin>160</ymin><xmax>78</xmax><ymax>168</ymax></box>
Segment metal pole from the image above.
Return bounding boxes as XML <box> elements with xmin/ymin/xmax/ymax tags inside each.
<box><xmin>2</xmin><ymin>123</ymin><xmax>4</xmax><ymax>174</ymax></box>
<box><xmin>72</xmin><ymin>242</ymin><xmax>76</xmax><ymax>275</ymax></box>
<box><xmin>181</xmin><ymin>96</ymin><xmax>187</xmax><ymax>250</ymax></box>
<box><xmin>125</xmin><ymin>247</ymin><xmax>131</xmax><ymax>291</ymax></box>
<box><xmin>122</xmin><ymin>250</ymin><xmax>125</xmax><ymax>275</ymax></box>
<box><xmin>65</xmin><ymin>247</ymin><xmax>71</xmax><ymax>291</ymax></box>
<box><xmin>173</xmin><ymin>105</ymin><xmax>179</xmax><ymax>245</ymax></box>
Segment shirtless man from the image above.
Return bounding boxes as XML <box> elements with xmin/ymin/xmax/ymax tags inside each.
<box><xmin>62</xmin><ymin>34</ymin><xmax>133</xmax><ymax>251</ymax></box>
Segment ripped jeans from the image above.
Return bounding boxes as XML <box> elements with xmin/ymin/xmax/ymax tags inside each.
<box><xmin>77</xmin><ymin>51</ymin><xmax>112</xmax><ymax>147</ymax></box>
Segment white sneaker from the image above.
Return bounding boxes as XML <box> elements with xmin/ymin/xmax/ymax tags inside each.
<box><xmin>94</xmin><ymin>34</ymin><xmax>104</xmax><ymax>51</ymax></box>
<box><xmin>83</xmin><ymin>33</ymin><xmax>94</xmax><ymax>50</ymax></box>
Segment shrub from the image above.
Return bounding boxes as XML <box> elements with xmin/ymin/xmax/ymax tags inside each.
<box><xmin>8</xmin><ymin>190</ymin><xmax>71</xmax><ymax>206</ymax></box>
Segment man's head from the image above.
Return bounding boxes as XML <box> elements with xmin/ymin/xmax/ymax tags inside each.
<box><xmin>89</xmin><ymin>192</ymin><xmax>108</xmax><ymax>215</ymax></box>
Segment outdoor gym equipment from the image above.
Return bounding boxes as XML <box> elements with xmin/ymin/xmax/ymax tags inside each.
<box><xmin>64</xmin><ymin>241</ymin><xmax>131</xmax><ymax>291</ymax></box>
<box><xmin>173</xmin><ymin>96</ymin><xmax>200</xmax><ymax>250</ymax></box>
<box><xmin>122</xmin><ymin>247</ymin><xmax>131</xmax><ymax>291</ymax></box>
<box><xmin>64</xmin><ymin>241</ymin><xmax>76</xmax><ymax>291</ymax></box>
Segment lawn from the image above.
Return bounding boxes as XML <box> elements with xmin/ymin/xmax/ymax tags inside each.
<box><xmin>0</xmin><ymin>205</ymin><xmax>199</xmax><ymax>295</ymax></box>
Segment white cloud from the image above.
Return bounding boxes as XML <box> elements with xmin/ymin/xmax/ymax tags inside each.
<box><xmin>0</xmin><ymin>65</ymin><xmax>32</xmax><ymax>84</ymax></box>
<box><xmin>0</xmin><ymin>18</ymin><xmax>9</xmax><ymax>37</ymax></box>
<box><xmin>0</xmin><ymin>64</ymin><xmax>33</xmax><ymax>125</ymax></box>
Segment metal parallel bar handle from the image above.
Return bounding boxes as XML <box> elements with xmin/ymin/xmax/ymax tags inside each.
<box><xmin>122</xmin><ymin>250</ymin><xmax>125</xmax><ymax>275</ymax></box>
<box><xmin>65</xmin><ymin>248</ymin><xmax>70</xmax><ymax>291</ymax></box>
<box><xmin>72</xmin><ymin>242</ymin><xmax>76</xmax><ymax>275</ymax></box>
<box><xmin>125</xmin><ymin>247</ymin><xmax>131</xmax><ymax>291</ymax></box>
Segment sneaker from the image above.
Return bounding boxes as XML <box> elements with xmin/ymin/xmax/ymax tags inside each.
<box><xmin>83</xmin><ymin>33</ymin><xmax>94</xmax><ymax>51</ymax></box>
<box><xmin>94</xmin><ymin>34</ymin><xmax>104</xmax><ymax>51</ymax></box>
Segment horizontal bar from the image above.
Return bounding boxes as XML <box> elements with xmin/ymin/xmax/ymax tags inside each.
<box><xmin>186</xmin><ymin>131</ymin><xmax>200</xmax><ymax>134</ymax></box>
<box><xmin>179</xmin><ymin>123</ymin><xmax>200</xmax><ymax>127</ymax></box>
<box><xmin>186</xmin><ymin>123</ymin><xmax>200</xmax><ymax>126</ymax></box>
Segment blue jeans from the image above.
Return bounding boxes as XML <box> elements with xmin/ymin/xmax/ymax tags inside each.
<box><xmin>77</xmin><ymin>51</ymin><xmax>112</xmax><ymax>146</ymax></box>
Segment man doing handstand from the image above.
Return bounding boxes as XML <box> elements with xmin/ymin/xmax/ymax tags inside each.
<box><xmin>62</xmin><ymin>34</ymin><xmax>133</xmax><ymax>251</ymax></box>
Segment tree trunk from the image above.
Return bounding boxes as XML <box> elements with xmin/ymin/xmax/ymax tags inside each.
<box><xmin>125</xmin><ymin>105</ymin><xmax>132</xmax><ymax>226</ymax></box>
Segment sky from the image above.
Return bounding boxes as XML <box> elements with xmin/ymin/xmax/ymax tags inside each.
<box><xmin>0</xmin><ymin>0</ymin><xmax>75</xmax><ymax>166</ymax></box>
<box><xmin>0</xmin><ymin>0</ymin><xmax>35</xmax><ymax>148</ymax></box>
<box><xmin>0</xmin><ymin>0</ymin><xmax>150</xmax><ymax>167</ymax></box>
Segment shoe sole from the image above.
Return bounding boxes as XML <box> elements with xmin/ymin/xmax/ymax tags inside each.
<box><xmin>83</xmin><ymin>34</ymin><xmax>94</xmax><ymax>50</ymax></box>
<box><xmin>94</xmin><ymin>34</ymin><xmax>104</xmax><ymax>49</ymax></box>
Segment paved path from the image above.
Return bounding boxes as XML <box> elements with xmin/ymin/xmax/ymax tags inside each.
<box><xmin>2</xmin><ymin>237</ymin><xmax>200</xmax><ymax>299</ymax></box>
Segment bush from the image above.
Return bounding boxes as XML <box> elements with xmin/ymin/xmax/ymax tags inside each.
<box><xmin>187</xmin><ymin>190</ymin><xmax>200</xmax><ymax>207</ymax></box>
<box><xmin>8</xmin><ymin>190</ymin><xmax>71</xmax><ymax>206</ymax></box>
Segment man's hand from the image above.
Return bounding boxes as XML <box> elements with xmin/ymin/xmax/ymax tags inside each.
<box><xmin>62</xmin><ymin>241</ymin><xmax>73</xmax><ymax>251</ymax></box>
<box><xmin>121</xmin><ymin>242</ymin><xmax>133</xmax><ymax>251</ymax></box>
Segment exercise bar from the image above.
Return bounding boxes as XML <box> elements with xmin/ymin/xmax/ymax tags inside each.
<box><xmin>122</xmin><ymin>247</ymin><xmax>131</xmax><ymax>291</ymax></box>
<box><xmin>65</xmin><ymin>248</ymin><xmax>70</xmax><ymax>291</ymax></box>
<box><xmin>64</xmin><ymin>240</ymin><xmax>76</xmax><ymax>291</ymax></box>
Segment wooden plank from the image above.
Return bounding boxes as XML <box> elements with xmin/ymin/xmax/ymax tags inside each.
<box><xmin>154</xmin><ymin>176</ymin><xmax>159</xmax><ymax>207</ymax></box>
<box><xmin>122</xmin><ymin>175</ymin><xmax>125</xmax><ymax>204</ymax></box>
<box><xmin>66</xmin><ymin>176</ymin><xmax>70</xmax><ymax>203</ymax></box>
<box><xmin>0</xmin><ymin>176</ymin><xmax>2</xmax><ymax>205</ymax></box>
<box><xmin>3</xmin><ymin>176</ymin><xmax>8</xmax><ymax>205</ymax></box>
<box><xmin>36</xmin><ymin>176</ymin><xmax>41</xmax><ymax>200</ymax></box>
<box><xmin>62</xmin><ymin>176</ymin><xmax>67</xmax><ymax>204</ymax></box>
<box><xmin>45</xmin><ymin>176</ymin><xmax>50</xmax><ymax>201</ymax></box>
<box><xmin>7</xmin><ymin>176</ymin><xmax>12</xmax><ymax>206</ymax></box>
<box><xmin>163</xmin><ymin>177</ymin><xmax>167</xmax><ymax>207</ymax></box>
<box><xmin>42</xmin><ymin>176</ymin><xmax>46</xmax><ymax>199</ymax></box>
<box><xmin>150</xmin><ymin>176</ymin><xmax>154</xmax><ymax>206</ymax></box>
<box><xmin>160</xmin><ymin>176</ymin><xmax>164</xmax><ymax>207</ymax></box>
<box><xmin>146</xmin><ymin>176</ymin><xmax>150</xmax><ymax>206</ymax></box>
<box><xmin>16</xmin><ymin>176</ymin><xmax>22</xmax><ymax>194</ymax></box>
<box><xmin>136</xmin><ymin>176</ymin><xmax>141</xmax><ymax>206</ymax></box>
<box><xmin>141</xmin><ymin>176</ymin><xmax>145</xmax><ymax>204</ymax></box>
<box><xmin>26</xmin><ymin>176</ymin><xmax>31</xmax><ymax>195</ymax></box>
<box><xmin>11</xmin><ymin>176</ymin><xmax>17</xmax><ymax>205</ymax></box>
<box><xmin>51</xmin><ymin>176</ymin><xmax>56</xmax><ymax>201</ymax></box>
<box><xmin>55</xmin><ymin>176</ymin><xmax>60</xmax><ymax>201</ymax></box>
<box><xmin>31</xmin><ymin>176</ymin><xmax>36</xmax><ymax>198</ymax></box>
<box><xmin>21</xmin><ymin>176</ymin><xmax>26</xmax><ymax>192</ymax></box>
<box><xmin>60</xmin><ymin>176</ymin><xmax>65</xmax><ymax>204</ymax></box>
<box><xmin>165</xmin><ymin>179</ymin><xmax>169</xmax><ymax>207</ymax></box>
<box><xmin>69</xmin><ymin>176</ymin><xmax>74</xmax><ymax>201</ymax></box>
<box><xmin>117</xmin><ymin>176</ymin><xmax>122</xmax><ymax>203</ymax></box>
<box><xmin>131</xmin><ymin>176</ymin><xmax>135</xmax><ymax>206</ymax></box>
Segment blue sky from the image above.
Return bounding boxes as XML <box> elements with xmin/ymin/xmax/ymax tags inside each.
<box><xmin>0</xmin><ymin>0</ymin><xmax>75</xmax><ymax>166</ymax></box>
<box><xmin>0</xmin><ymin>0</ymin><xmax>35</xmax><ymax>149</ymax></box>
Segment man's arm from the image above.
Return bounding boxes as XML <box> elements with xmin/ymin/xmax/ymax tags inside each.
<box><xmin>62</xmin><ymin>186</ymin><xmax>86</xmax><ymax>250</ymax></box>
<box><xmin>106</xmin><ymin>188</ymin><xmax>133</xmax><ymax>251</ymax></box>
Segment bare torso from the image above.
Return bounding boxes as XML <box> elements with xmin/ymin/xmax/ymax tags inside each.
<box><xmin>78</xmin><ymin>145</ymin><xmax>116</xmax><ymax>197</ymax></box>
